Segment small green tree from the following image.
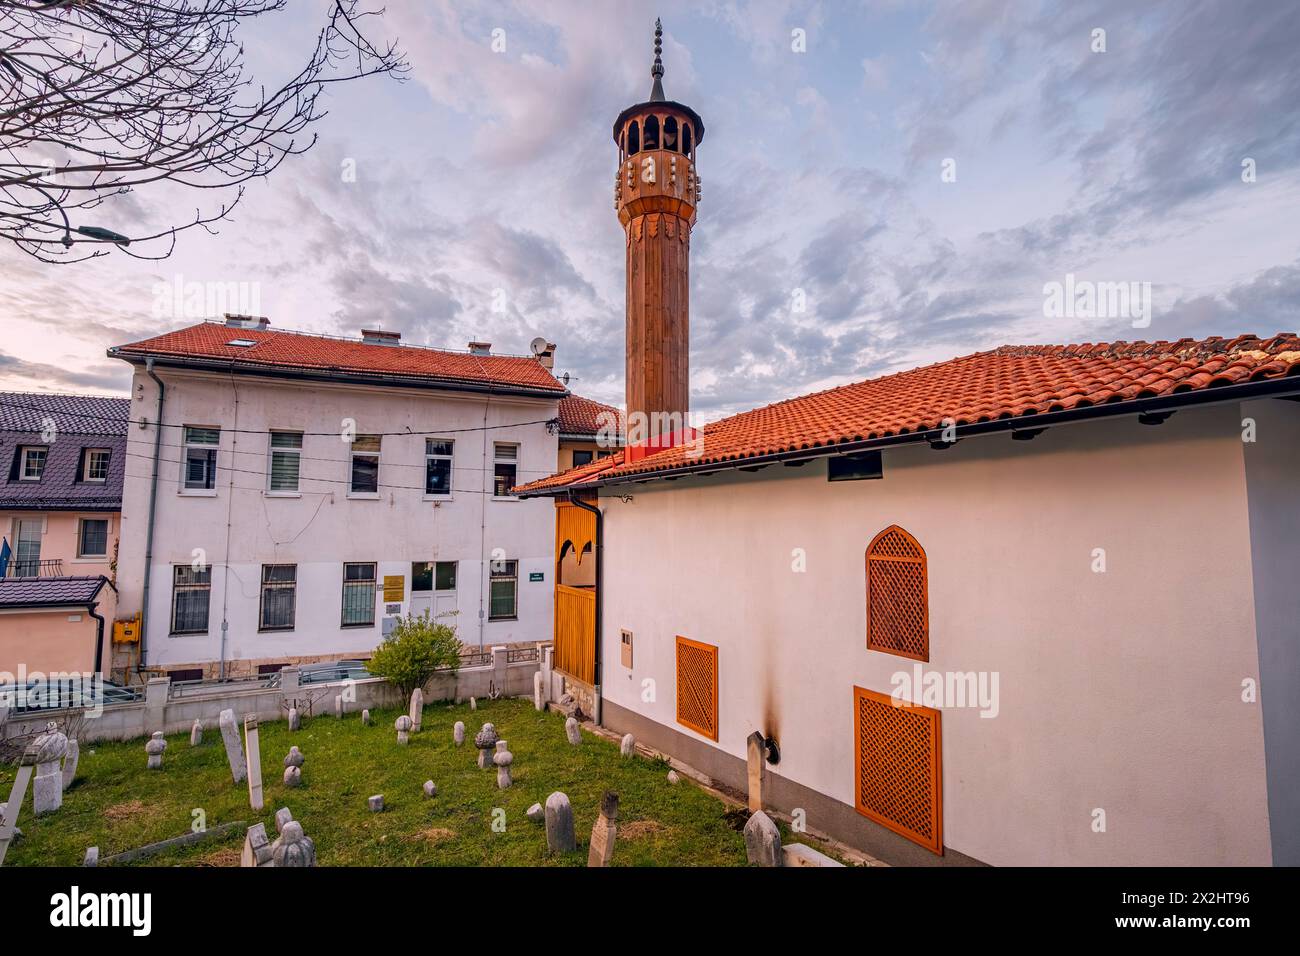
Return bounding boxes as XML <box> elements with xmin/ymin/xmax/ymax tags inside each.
<box><xmin>366</xmin><ymin>614</ymin><xmax>462</xmax><ymax>698</ymax></box>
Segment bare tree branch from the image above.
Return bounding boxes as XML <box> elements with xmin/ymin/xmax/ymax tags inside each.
<box><xmin>0</xmin><ymin>0</ymin><xmax>408</xmax><ymax>262</ymax></box>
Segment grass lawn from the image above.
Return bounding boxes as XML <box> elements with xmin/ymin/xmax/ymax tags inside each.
<box><xmin>2</xmin><ymin>697</ymin><xmax>766</xmax><ymax>866</ymax></box>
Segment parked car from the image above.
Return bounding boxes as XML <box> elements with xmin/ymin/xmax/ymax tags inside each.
<box><xmin>265</xmin><ymin>660</ymin><xmax>372</xmax><ymax>688</ymax></box>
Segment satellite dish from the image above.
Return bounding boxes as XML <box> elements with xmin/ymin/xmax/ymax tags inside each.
<box><xmin>562</xmin><ymin>372</ymin><xmax>571</xmax><ymax>386</ymax></box>
<box><xmin>529</xmin><ymin>336</ymin><xmax>549</xmax><ymax>356</ymax></box>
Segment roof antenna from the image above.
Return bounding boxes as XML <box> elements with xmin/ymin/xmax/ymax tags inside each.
<box><xmin>650</xmin><ymin>18</ymin><xmax>666</xmax><ymax>101</ymax></box>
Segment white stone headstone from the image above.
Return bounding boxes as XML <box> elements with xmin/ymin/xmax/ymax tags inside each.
<box><xmin>743</xmin><ymin>810</ymin><xmax>782</xmax><ymax>867</ymax></box>
<box><xmin>544</xmin><ymin>792</ymin><xmax>575</xmax><ymax>853</ymax></box>
<box><xmin>453</xmin><ymin>721</ymin><xmax>465</xmax><ymax>746</ymax></box>
<box><xmin>32</xmin><ymin>725</ymin><xmax>68</xmax><ymax>815</ymax></box>
<box><xmin>61</xmin><ymin>738</ymin><xmax>80</xmax><ymax>789</ymax></box>
<box><xmin>409</xmin><ymin>688</ymin><xmax>424</xmax><ymax>732</ymax></box>
<box><xmin>145</xmin><ymin>731</ymin><xmax>166</xmax><ymax>770</ymax></box>
<box><xmin>190</xmin><ymin>719</ymin><xmax>203</xmax><ymax>746</ymax></box>
<box><xmin>620</xmin><ymin>733</ymin><xmax>635</xmax><ymax>758</ymax></box>
<box><xmin>218</xmin><ymin>709</ymin><xmax>247</xmax><ymax>784</ymax></box>
<box><xmin>533</xmin><ymin>670</ymin><xmax>545</xmax><ymax>711</ymax></box>
<box><xmin>244</xmin><ymin>716</ymin><xmax>264</xmax><ymax>811</ymax></box>
<box><xmin>565</xmin><ymin>717</ymin><xmax>581</xmax><ymax>746</ymax></box>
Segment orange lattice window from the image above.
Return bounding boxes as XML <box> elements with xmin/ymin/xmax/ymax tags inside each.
<box><xmin>853</xmin><ymin>686</ymin><xmax>943</xmax><ymax>855</ymax></box>
<box><xmin>866</xmin><ymin>525</ymin><xmax>929</xmax><ymax>661</ymax></box>
<box><xmin>675</xmin><ymin>636</ymin><xmax>718</xmax><ymax>741</ymax></box>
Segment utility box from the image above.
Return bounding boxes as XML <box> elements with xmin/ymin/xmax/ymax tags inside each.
<box><xmin>113</xmin><ymin>614</ymin><xmax>141</xmax><ymax>644</ymax></box>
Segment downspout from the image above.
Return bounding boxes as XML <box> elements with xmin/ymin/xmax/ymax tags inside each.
<box><xmin>568</xmin><ymin>490</ymin><xmax>603</xmax><ymax>725</ymax></box>
<box><xmin>89</xmin><ymin>602</ymin><xmax>105</xmax><ymax>675</ymax></box>
<box><xmin>140</xmin><ymin>359</ymin><xmax>166</xmax><ymax>676</ymax></box>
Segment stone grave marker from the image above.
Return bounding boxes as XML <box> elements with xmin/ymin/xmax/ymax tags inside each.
<box><xmin>218</xmin><ymin>709</ymin><xmax>247</xmax><ymax>784</ymax></box>
<box><xmin>587</xmin><ymin>791</ymin><xmax>618</xmax><ymax>867</ymax></box>
<box><xmin>244</xmin><ymin>715</ymin><xmax>264</xmax><ymax>812</ymax></box>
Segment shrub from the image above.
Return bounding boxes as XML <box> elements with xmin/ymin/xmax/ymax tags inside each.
<box><xmin>366</xmin><ymin>614</ymin><xmax>462</xmax><ymax>698</ymax></box>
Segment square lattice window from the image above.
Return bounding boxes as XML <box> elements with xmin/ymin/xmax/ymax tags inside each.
<box><xmin>853</xmin><ymin>686</ymin><xmax>943</xmax><ymax>855</ymax></box>
<box><xmin>675</xmin><ymin>636</ymin><xmax>718</xmax><ymax>741</ymax></box>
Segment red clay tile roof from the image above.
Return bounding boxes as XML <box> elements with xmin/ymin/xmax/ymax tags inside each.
<box><xmin>557</xmin><ymin>394</ymin><xmax>623</xmax><ymax>438</ymax></box>
<box><xmin>517</xmin><ymin>333</ymin><xmax>1300</xmax><ymax>493</ymax></box>
<box><xmin>109</xmin><ymin>322</ymin><xmax>567</xmax><ymax>395</ymax></box>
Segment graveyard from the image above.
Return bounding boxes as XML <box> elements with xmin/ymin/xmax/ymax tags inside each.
<box><xmin>0</xmin><ymin>698</ymin><xmax>819</xmax><ymax>866</ymax></box>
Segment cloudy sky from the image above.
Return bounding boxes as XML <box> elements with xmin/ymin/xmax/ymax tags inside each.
<box><xmin>3</xmin><ymin>0</ymin><xmax>1298</xmax><ymax>419</ymax></box>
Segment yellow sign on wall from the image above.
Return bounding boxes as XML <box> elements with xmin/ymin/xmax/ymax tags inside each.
<box><xmin>382</xmin><ymin>575</ymin><xmax>405</xmax><ymax>603</ymax></box>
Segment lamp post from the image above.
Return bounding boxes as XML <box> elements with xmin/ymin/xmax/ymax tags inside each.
<box><xmin>29</xmin><ymin>183</ymin><xmax>131</xmax><ymax>247</ymax></box>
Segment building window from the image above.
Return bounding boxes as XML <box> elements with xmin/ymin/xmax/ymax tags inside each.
<box><xmin>77</xmin><ymin>518</ymin><xmax>109</xmax><ymax>558</ymax></box>
<box><xmin>171</xmin><ymin>565</ymin><xmax>211</xmax><ymax>635</ymax></box>
<box><xmin>866</xmin><ymin>525</ymin><xmax>929</xmax><ymax>661</ymax></box>
<box><xmin>436</xmin><ymin>561</ymin><xmax>457</xmax><ymax>591</ymax></box>
<box><xmin>425</xmin><ymin>439</ymin><xmax>453</xmax><ymax>496</ymax></box>
<box><xmin>82</xmin><ymin>448</ymin><xmax>111</xmax><ymax>483</ymax></box>
<box><xmin>259</xmin><ymin>564</ymin><xmax>297</xmax><ymax>631</ymax></box>
<box><xmin>341</xmin><ymin>562</ymin><xmax>376</xmax><ymax>627</ymax></box>
<box><xmin>493</xmin><ymin>443</ymin><xmax>518</xmax><ymax>496</ymax></box>
<box><xmin>572</xmin><ymin>449</ymin><xmax>593</xmax><ymax>467</ymax></box>
<box><xmin>19</xmin><ymin>446</ymin><xmax>47</xmax><ymax>481</ymax></box>
<box><xmin>168</xmin><ymin>668</ymin><xmax>204</xmax><ymax>683</ymax></box>
<box><xmin>349</xmin><ymin>435</ymin><xmax>381</xmax><ymax>495</ymax></box>
<box><xmin>267</xmin><ymin>431</ymin><xmax>303</xmax><ymax>493</ymax></box>
<box><xmin>488</xmin><ymin>559</ymin><xmax>517</xmax><ymax>620</ymax></box>
<box><xmin>675</xmin><ymin>636</ymin><xmax>718</xmax><ymax>741</ymax></box>
<box><xmin>183</xmin><ymin>426</ymin><xmax>220</xmax><ymax>491</ymax></box>
<box><xmin>12</xmin><ymin>518</ymin><xmax>42</xmax><ymax>575</ymax></box>
<box><xmin>854</xmin><ymin>686</ymin><xmax>943</xmax><ymax>855</ymax></box>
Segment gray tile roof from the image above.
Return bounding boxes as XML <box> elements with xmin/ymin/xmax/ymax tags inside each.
<box><xmin>0</xmin><ymin>575</ymin><xmax>109</xmax><ymax>609</ymax></box>
<box><xmin>0</xmin><ymin>392</ymin><xmax>129</xmax><ymax>511</ymax></box>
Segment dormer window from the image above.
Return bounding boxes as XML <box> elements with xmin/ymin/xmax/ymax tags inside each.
<box><xmin>82</xmin><ymin>448</ymin><xmax>111</xmax><ymax>483</ymax></box>
<box><xmin>19</xmin><ymin>446</ymin><xmax>47</xmax><ymax>481</ymax></box>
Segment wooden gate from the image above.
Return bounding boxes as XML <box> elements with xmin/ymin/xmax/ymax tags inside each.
<box><xmin>553</xmin><ymin>499</ymin><xmax>597</xmax><ymax>684</ymax></box>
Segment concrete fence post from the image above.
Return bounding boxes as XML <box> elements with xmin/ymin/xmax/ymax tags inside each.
<box><xmin>279</xmin><ymin>666</ymin><xmax>300</xmax><ymax>708</ymax></box>
<box><xmin>541</xmin><ymin>645</ymin><xmax>562</xmax><ymax>702</ymax></box>
<box><xmin>491</xmin><ymin>645</ymin><xmax>508</xmax><ymax>696</ymax></box>
<box><xmin>144</xmin><ymin>677</ymin><xmax>170</xmax><ymax>735</ymax></box>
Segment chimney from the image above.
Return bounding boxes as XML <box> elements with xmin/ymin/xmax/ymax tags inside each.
<box><xmin>224</xmin><ymin>313</ymin><xmax>270</xmax><ymax>331</ymax></box>
<box><xmin>468</xmin><ymin>341</ymin><xmax>492</xmax><ymax>356</ymax></box>
<box><xmin>361</xmin><ymin>329</ymin><xmax>401</xmax><ymax>346</ymax></box>
<box><xmin>537</xmin><ymin>342</ymin><xmax>556</xmax><ymax>370</ymax></box>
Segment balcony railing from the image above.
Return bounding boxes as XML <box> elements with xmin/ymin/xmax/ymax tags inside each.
<box><xmin>3</xmin><ymin>558</ymin><xmax>64</xmax><ymax>578</ymax></box>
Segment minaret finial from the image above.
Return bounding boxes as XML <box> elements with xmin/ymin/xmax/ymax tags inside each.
<box><xmin>649</xmin><ymin>18</ymin><xmax>666</xmax><ymax>101</ymax></box>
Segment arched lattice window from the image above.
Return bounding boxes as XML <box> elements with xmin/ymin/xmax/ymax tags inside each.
<box><xmin>627</xmin><ymin>120</ymin><xmax>640</xmax><ymax>155</ymax></box>
<box><xmin>865</xmin><ymin>525</ymin><xmax>929</xmax><ymax>661</ymax></box>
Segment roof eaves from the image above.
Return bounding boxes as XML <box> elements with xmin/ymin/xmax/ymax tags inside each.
<box><xmin>108</xmin><ymin>350</ymin><xmax>567</xmax><ymax>399</ymax></box>
<box><xmin>571</xmin><ymin>373</ymin><xmax>1300</xmax><ymax>491</ymax></box>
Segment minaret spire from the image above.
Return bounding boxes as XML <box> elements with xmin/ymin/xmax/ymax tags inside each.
<box><xmin>649</xmin><ymin>17</ymin><xmax>666</xmax><ymax>101</ymax></box>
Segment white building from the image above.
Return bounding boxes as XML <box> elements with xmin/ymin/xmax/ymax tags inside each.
<box><xmin>522</xmin><ymin>339</ymin><xmax>1300</xmax><ymax>867</ymax></box>
<box><xmin>109</xmin><ymin>318</ymin><xmax>567</xmax><ymax>680</ymax></box>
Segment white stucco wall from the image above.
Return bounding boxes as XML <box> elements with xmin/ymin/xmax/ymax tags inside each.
<box><xmin>598</xmin><ymin>403</ymin><xmax>1273</xmax><ymax>866</ymax></box>
<box><xmin>118</xmin><ymin>368</ymin><xmax>558</xmax><ymax>667</ymax></box>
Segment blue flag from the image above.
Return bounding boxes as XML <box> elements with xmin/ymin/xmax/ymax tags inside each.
<box><xmin>0</xmin><ymin>537</ymin><xmax>10</xmax><ymax>578</ymax></box>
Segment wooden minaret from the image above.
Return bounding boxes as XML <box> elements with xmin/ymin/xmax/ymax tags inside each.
<box><xmin>614</xmin><ymin>19</ymin><xmax>704</xmax><ymax>458</ymax></box>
